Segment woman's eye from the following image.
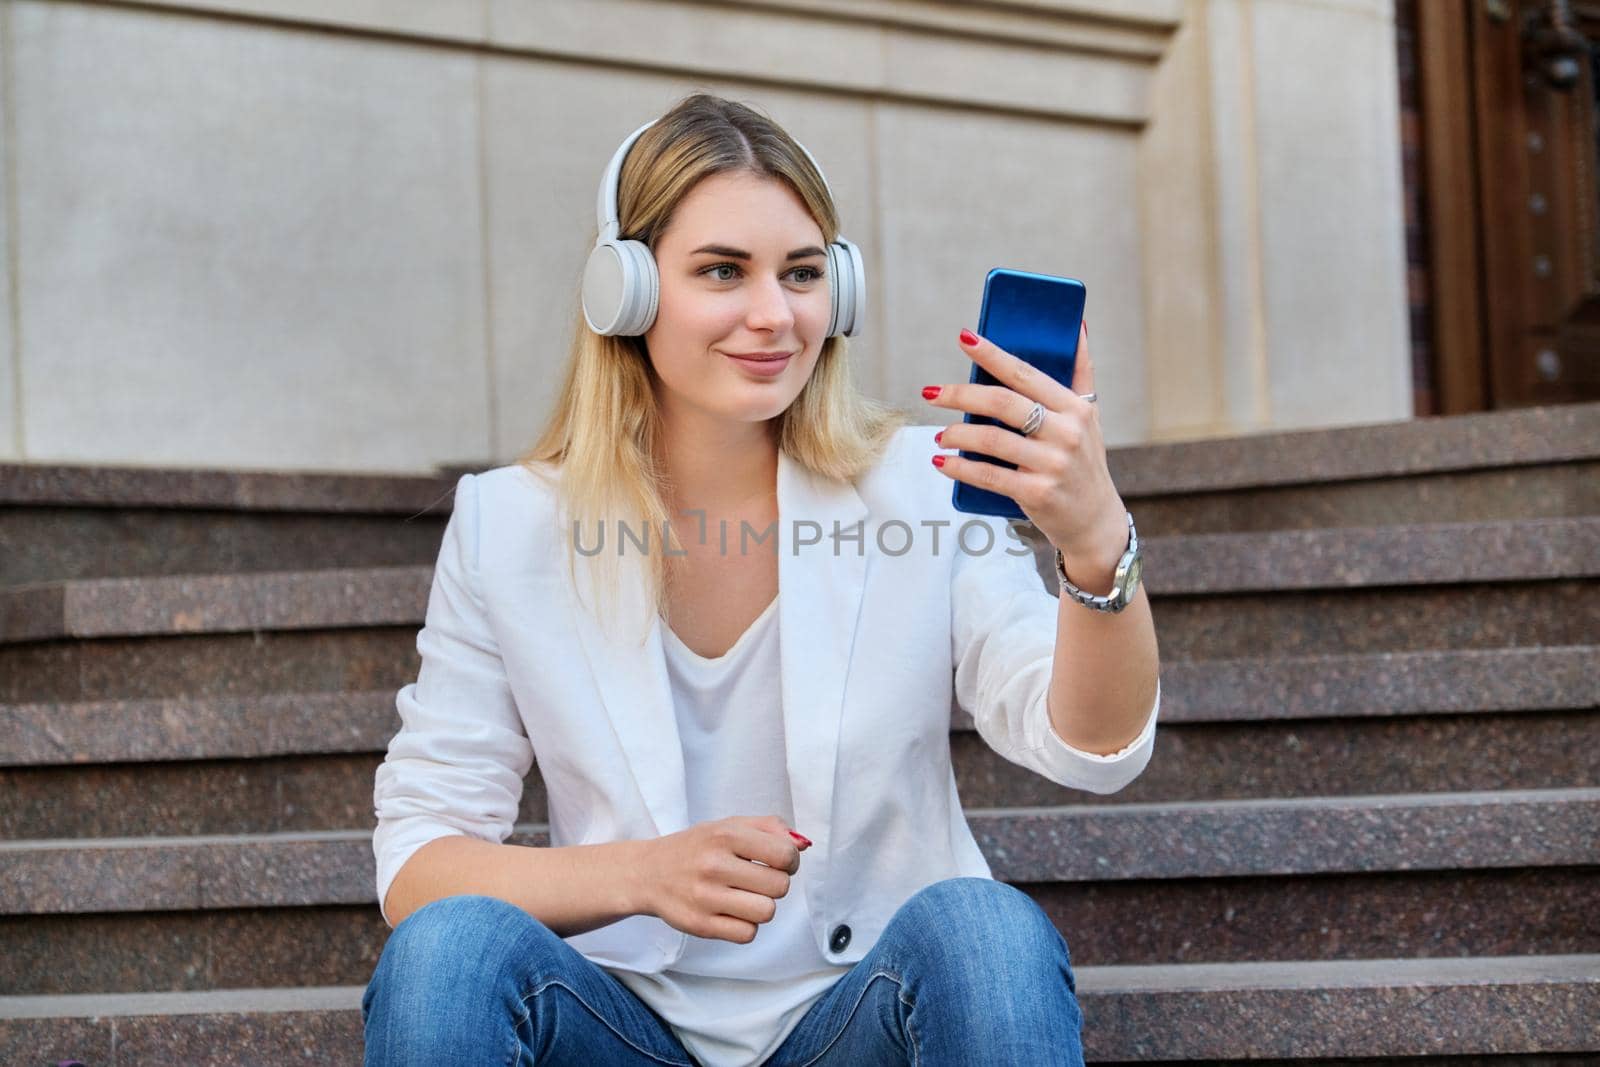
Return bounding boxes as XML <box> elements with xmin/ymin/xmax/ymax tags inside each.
<box><xmin>703</xmin><ymin>264</ymin><xmax>826</xmax><ymax>283</ymax></box>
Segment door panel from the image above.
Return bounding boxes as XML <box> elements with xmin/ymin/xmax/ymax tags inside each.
<box><xmin>1416</xmin><ymin>0</ymin><xmax>1600</xmax><ymax>410</ymax></box>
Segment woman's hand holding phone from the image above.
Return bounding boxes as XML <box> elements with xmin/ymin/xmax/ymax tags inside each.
<box><xmin>642</xmin><ymin>815</ymin><xmax>808</xmax><ymax>944</ymax></box>
<box><xmin>928</xmin><ymin>321</ymin><xmax>1130</xmax><ymax>573</ymax></box>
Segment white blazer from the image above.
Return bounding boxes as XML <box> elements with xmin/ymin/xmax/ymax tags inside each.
<box><xmin>372</xmin><ymin>423</ymin><xmax>1160</xmax><ymax>974</ymax></box>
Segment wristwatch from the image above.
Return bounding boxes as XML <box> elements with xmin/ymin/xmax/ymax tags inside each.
<box><xmin>1054</xmin><ymin>511</ymin><xmax>1142</xmax><ymax>613</ymax></box>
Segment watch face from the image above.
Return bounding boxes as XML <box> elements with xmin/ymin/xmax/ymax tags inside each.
<box><xmin>1122</xmin><ymin>555</ymin><xmax>1143</xmax><ymax>596</ymax></box>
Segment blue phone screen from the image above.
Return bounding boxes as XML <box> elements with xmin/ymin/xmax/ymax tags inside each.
<box><xmin>952</xmin><ymin>268</ymin><xmax>1086</xmax><ymax>520</ymax></box>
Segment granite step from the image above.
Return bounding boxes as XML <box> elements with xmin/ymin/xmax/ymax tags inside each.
<box><xmin>1</xmin><ymin>690</ymin><xmax>400</xmax><ymax>767</ymax></box>
<box><xmin>4</xmin><ymin>517</ymin><xmax>1595</xmax><ymax>645</ymax></box>
<box><xmin>0</xmin><ymin>626</ymin><xmax>419</xmax><ymax>704</ymax></box>
<box><xmin>1132</xmin><ymin>516</ymin><xmax>1599</xmax><ymax>596</ymax></box>
<box><xmin>7</xmin><ymin>704</ymin><xmax>1595</xmax><ymax>838</ymax></box>
<box><xmin>3</xmin><ymin>647</ymin><xmax>1594</xmax><ymax>838</ymax></box>
<box><xmin>1154</xmin><ymin>579</ymin><xmax>1595</xmax><ymax>659</ymax></box>
<box><xmin>1072</xmin><ymin>954</ymin><xmax>1600</xmax><ymax>1060</ymax></box>
<box><xmin>0</xmin><ymin>790</ymin><xmax>1592</xmax><ymax>993</ymax></box>
<box><xmin>1126</xmin><ymin>458</ymin><xmax>1599</xmax><ymax>535</ymax></box>
<box><xmin>6</xmin><ymin>645</ymin><xmax>1594</xmax><ymax>767</ymax></box>
<box><xmin>2</xmin><ymin>955</ymin><xmax>1596</xmax><ymax>1063</ymax></box>
<box><xmin>0</xmin><ymin>518</ymin><xmax>1593</xmax><ymax>670</ymax></box>
<box><xmin>2</xmin><ymin>578</ymin><xmax>1590</xmax><ymax>693</ymax></box>
<box><xmin>0</xmin><ymin>565</ymin><xmax>432</xmax><ymax>645</ymax></box>
<box><xmin>0</xmin><ymin>508</ymin><xmax>450</xmax><ymax>589</ymax></box>
<box><xmin>1107</xmin><ymin>402</ymin><xmax>1598</xmax><ymax>496</ymax></box>
<box><xmin>1110</xmin><ymin>402</ymin><xmax>1600</xmax><ymax>535</ymax></box>
<box><xmin>23</xmin><ymin>788</ymin><xmax>1587</xmax><ymax>917</ymax></box>
<box><xmin>5</xmin><ymin>406</ymin><xmax>1593</xmax><ymax>582</ymax></box>
<box><xmin>0</xmin><ymin>464</ymin><xmax>457</xmax><ymax>588</ymax></box>
<box><xmin>7</xmin><ymin>865</ymin><xmax>1594</xmax><ymax>995</ymax></box>
<box><xmin>1</xmin><ymin>588</ymin><xmax>1587</xmax><ymax>704</ymax></box>
<box><xmin>3</xmin><ymin>455</ymin><xmax>1591</xmax><ymax>587</ymax></box>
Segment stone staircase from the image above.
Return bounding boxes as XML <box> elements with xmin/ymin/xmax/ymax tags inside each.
<box><xmin>2</xmin><ymin>403</ymin><xmax>1596</xmax><ymax>1063</ymax></box>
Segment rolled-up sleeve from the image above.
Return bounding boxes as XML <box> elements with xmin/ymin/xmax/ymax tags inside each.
<box><xmin>950</xmin><ymin>514</ymin><xmax>1159</xmax><ymax>795</ymax></box>
<box><xmin>371</xmin><ymin>472</ymin><xmax>534</xmax><ymax>925</ymax></box>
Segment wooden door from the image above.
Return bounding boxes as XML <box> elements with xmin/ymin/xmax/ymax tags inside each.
<box><xmin>1416</xmin><ymin>0</ymin><xmax>1600</xmax><ymax>411</ymax></box>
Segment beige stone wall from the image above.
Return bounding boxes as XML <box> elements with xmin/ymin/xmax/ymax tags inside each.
<box><xmin>0</xmin><ymin>0</ymin><xmax>1410</xmax><ymax>471</ymax></box>
<box><xmin>1140</xmin><ymin>0</ymin><xmax>1411</xmax><ymax>441</ymax></box>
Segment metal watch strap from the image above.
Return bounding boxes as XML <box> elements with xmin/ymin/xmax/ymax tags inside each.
<box><xmin>1054</xmin><ymin>511</ymin><xmax>1138</xmax><ymax>613</ymax></box>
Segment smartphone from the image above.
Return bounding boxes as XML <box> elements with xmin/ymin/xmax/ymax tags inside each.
<box><xmin>951</xmin><ymin>268</ymin><xmax>1087</xmax><ymax>520</ymax></box>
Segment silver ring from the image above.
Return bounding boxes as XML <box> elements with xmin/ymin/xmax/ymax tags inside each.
<box><xmin>1018</xmin><ymin>401</ymin><xmax>1046</xmax><ymax>437</ymax></box>
<box><xmin>1079</xmin><ymin>392</ymin><xmax>1097</xmax><ymax>405</ymax></box>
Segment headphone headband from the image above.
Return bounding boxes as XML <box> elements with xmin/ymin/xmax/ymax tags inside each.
<box><xmin>594</xmin><ymin>119</ymin><xmax>837</xmax><ymax>243</ymax></box>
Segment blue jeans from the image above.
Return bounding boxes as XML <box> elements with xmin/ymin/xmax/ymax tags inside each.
<box><xmin>363</xmin><ymin>876</ymin><xmax>1084</xmax><ymax>1066</ymax></box>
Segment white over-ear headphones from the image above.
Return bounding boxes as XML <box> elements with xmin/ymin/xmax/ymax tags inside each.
<box><xmin>581</xmin><ymin>119</ymin><xmax>866</xmax><ymax>339</ymax></box>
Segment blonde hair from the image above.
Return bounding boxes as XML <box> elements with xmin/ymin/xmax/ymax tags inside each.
<box><xmin>518</xmin><ymin>92</ymin><xmax>910</xmax><ymax>642</ymax></box>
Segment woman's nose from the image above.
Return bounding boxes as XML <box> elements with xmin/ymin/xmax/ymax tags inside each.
<box><xmin>745</xmin><ymin>275</ymin><xmax>796</xmax><ymax>331</ymax></box>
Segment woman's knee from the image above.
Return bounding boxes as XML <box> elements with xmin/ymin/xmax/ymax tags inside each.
<box><xmin>392</xmin><ymin>893</ymin><xmax>546</xmax><ymax>948</ymax></box>
<box><xmin>887</xmin><ymin>877</ymin><xmax>1071</xmax><ymax>971</ymax></box>
<box><xmin>370</xmin><ymin>894</ymin><xmax>562</xmax><ymax>994</ymax></box>
<box><xmin>364</xmin><ymin>894</ymin><xmax>570</xmax><ymax>1059</ymax></box>
<box><xmin>881</xmin><ymin>879</ymin><xmax>1083</xmax><ymax>1054</ymax></box>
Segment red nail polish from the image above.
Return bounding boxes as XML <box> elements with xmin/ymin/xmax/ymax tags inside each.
<box><xmin>960</xmin><ymin>328</ymin><xmax>979</xmax><ymax>347</ymax></box>
<box><xmin>922</xmin><ymin>385</ymin><xmax>942</xmax><ymax>400</ymax></box>
<box><xmin>932</xmin><ymin>455</ymin><xmax>946</xmax><ymax>468</ymax></box>
<box><xmin>934</xmin><ymin>430</ymin><xmax>944</xmax><ymax>445</ymax></box>
<box><xmin>789</xmin><ymin>830</ymin><xmax>812</xmax><ymax>849</ymax></box>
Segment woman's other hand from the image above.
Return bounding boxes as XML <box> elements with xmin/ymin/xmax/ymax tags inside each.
<box><xmin>927</xmin><ymin>321</ymin><xmax>1130</xmax><ymax>569</ymax></box>
<box><xmin>642</xmin><ymin>815</ymin><xmax>808</xmax><ymax>943</ymax></box>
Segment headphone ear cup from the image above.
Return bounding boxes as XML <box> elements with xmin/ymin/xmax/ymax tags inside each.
<box><xmin>824</xmin><ymin>244</ymin><xmax>843</xmax><ymax>339</ymax></box>
<box><xmin>620</xmin><ymin>239</ymin><xmax>660</xmax><ymax>335</ymax></box>
<box><xmin>582</xmin><ymin>239</ymin><xmax>660</xmax><ymax>336</ymax></box>
<box><xmin>826</xmin><ymin>237</ymin><xmax>866</xmax><ymax>338</ymax></box>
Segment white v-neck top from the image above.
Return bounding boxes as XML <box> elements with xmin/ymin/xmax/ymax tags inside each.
<box><xmin>608</xmin><ymin>593</ymin><xmax>851</xmax><ymax>1066</ymax></box>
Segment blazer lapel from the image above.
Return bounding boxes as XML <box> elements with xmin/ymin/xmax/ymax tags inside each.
<box><xmin>775</xmin><ymin>447</ymin><xmax>871</xmax><ymax>867</ymax></box>
<box><xmin>568</xmin><ymin>512</ymin><xmax>686</xmax><ymax>839</ymax></box>
<box><xmin>567</xmin><ymin>448</ymin><xmax>872</xmax><ymax>852</ymax></box>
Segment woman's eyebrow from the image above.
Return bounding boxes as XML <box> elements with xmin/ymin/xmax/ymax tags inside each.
<box><xmin>689</xmin><ymin>243</ymin><xmax>827</xmax><ymax>261</ymax></box>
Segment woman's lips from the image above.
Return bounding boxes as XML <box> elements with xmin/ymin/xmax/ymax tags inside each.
<box><xmin>725</xmin><ymin>353</ymin><xmax>792</xmax><ymax>377</ymax></box>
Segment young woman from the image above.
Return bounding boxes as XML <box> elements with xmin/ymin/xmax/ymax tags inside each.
<box><xmin>363</xmin><ymin>92</ymin><xmax>1161</xmax><ymax>1066</ymax></box>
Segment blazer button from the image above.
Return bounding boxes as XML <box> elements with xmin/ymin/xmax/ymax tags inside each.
<box><xmin>829</xmin><ymin>924</ymin><xmax>851</xmax><ymax>953</ymax></box>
